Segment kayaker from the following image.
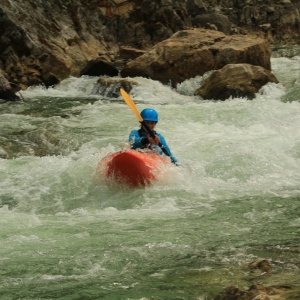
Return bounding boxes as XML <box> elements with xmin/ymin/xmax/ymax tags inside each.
<box><xmin>129</xmin><ymin>108</ymin><xmax>178</xmax><ymax>164</ymax></box>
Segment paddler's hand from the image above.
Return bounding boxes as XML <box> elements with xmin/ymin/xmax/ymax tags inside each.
<box><xmin>148</xmin><ymin>135</ymin><xmax>160</xmax><ymax>145</ymax></box>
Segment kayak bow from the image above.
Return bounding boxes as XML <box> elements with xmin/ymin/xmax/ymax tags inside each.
<box><xmin>97</xmin><ymin>150</ymin><xmax>167</xmax><ymax>187</ymax></box>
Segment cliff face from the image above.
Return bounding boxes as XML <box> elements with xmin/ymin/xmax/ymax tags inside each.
<box><xmin>0</xmin><ymin>0</ymin><xmax>121</xmax><ymax>89</ymax></box>
<box><xmin>0</xmin><ymin>0</ymin><xmax>299</xmax><ymax>90</ymax></box>
<box><xmin>191</xmin><ymin>0</ymin><xmax>300</xmax><ymax>40</ymax></box>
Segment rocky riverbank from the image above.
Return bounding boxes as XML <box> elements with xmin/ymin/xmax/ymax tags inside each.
<box><xmin>0</xmin><ymin>0</ymin><xmax>300</xmax><ymax>100</ymax></box>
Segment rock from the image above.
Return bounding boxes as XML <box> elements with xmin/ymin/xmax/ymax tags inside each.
<box><xmin>80</xmin><ymin>59</ymin><xmax>119</xmax><ymax>77</ymax></box>
<box><xmin>121</xmin><ymin>29</ymin><xmax>272</xmax><ymax>87</ymax></box>
<box><xmin>0</xmin><ymin>71</ymin><xmax>20</xmax><ymax>101</ymax></box>
<box><xmin>195</xmin><ymin>63</ymin><xmax>279</xmax><ymax>100</ymax></box>
<box><xmin>0</xmin><ymin>1</ymin><xmax>120</xmax><ymax>89</ymax></box>
<box><xmin>0</xmin><ymin>1</ymin><xmax>299</xmax><ymax>90</ymax></box>
<box><xmin>119</xmin><ymin>47</ymin><xmax>146</xmax><ymax>60</ymax></box>
<box><xmin>93</xmin><ymin>77</ymin><xmax>137</xmax><ymax>98</ymax></box>
<box><xmin>192</xmin><ymin>13</ymin><xmax>232</xmax><ymax>34</ymax></box>
<box><xmin>215</xmin><ymin>284</ymin><xmax>294</xmax><ymax>300</ymax></box>
<box><xmin>248</xmin><ymin>259</ymin><xmax>271</xmax><ymax>273</ymax></box>
<box><xmin>186</xmin><ymin>0</ymin><xmax>208</xmax><ymax>17</ymax></box>
<box><xmin>222</xmin><ymin>0</ymin><xmax>300</xmax><ymax>43</ymax></box>
<box><xmin>214</xmin><ymin>285</ymin><xmax>246</xmax><ymax>300</ymax></box>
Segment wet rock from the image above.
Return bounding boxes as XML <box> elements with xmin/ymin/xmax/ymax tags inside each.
<box><xmin>0</xmin><ymin>72</ymin><xmax>20</xmax><ymax>101</ymax></box>
<box><xmin>93</xmin><ymin>77</ymin><xmax>137</xmax><ymax>98</ymax></box>
<box><xmin>248</xmin><ymin>259</ymin><xmax>271</xmax><ymax>274</ymax></box>
<box><xmin>215</xmin><ymin>285</ymin><xmax>247</xmax><ymax>300</ymax></box>
<box><xmin>195</xmin><ymin>63</ymin><xmax>279</xmax><ymax>100</ymax></box>
<box><xmin>215</xmin><ymin>284</ymin><xmax>294</xmax><ymax>300</ymax></box>
<box><xmin>121</xmin><ymin>29</ymin><xmax>271</xmax><ymax>87</ymax></box>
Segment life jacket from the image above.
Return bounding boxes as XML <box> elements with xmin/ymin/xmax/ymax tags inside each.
<box><xmin>137</xmin><ymin>129</ymin><xmax>155</xmax><ymax>149</ymax></box>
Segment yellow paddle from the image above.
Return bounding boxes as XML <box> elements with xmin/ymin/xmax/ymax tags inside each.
<box><xmin>120</xmin><ymin>88</ymin><xmax>143</xmax><ymax>123</ymax></box>
<box><xmin>119</xmin><ymin>88</ymin><xmax>172</xmax><ymax>160</ymax></box>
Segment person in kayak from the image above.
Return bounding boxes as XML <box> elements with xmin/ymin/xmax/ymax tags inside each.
<box><xmin>129</xmin><ymin>108</ymin><xmax>178</xmax><ymax>164</ymax></box>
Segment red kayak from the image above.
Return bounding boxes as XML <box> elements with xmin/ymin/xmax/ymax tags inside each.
<box><xmin>97</xmin><ymin>150</ymin><xmax>168</xmax><ymax>187</ymax></box>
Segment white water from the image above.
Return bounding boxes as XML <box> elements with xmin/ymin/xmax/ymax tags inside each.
<box><xmin>1</xmin><ymin>54</ymin><xmax>300</xmax><ymax>299</ymax></box>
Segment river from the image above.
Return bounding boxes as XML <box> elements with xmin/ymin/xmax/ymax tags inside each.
<box><xmin>1</xmin><ymin>48</ymin><xmax>300</xmax><ymax>299</ymax></box>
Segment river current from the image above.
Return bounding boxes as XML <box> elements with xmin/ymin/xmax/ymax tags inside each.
<box><xmin>1</xmin><ymin>48</ymin><xmax>300</xmax><ymax>299</ymax></box>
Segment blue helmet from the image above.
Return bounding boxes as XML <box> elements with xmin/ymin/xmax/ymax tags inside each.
<box><xmin>141</xmin><ymin>108</ymin><xmax>158</xmax><ymax>122</ymax></box>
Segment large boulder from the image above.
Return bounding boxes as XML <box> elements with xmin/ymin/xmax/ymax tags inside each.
<box><xmin>121</xmin><ymin>29</ymin><xmax>272</xmax><ymax>87</ymax></box>
<box><xmin>195</xmin><ymin>63</ymin><xmax>279</xmax><ymax>100</ymax></box>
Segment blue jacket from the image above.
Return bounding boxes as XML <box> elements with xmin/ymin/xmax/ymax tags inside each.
<box><xmin>129</xmin><ymin>129</ymin><xmax>177</xmax><ymax>163</ymax></box>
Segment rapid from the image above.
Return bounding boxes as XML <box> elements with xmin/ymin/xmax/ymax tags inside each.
<box><xmin>1</xmin><ymin>48</ymin><xmax>300</xmax><ymax>299</ymax></box>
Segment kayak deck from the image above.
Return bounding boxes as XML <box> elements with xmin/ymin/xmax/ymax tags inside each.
<box><xmin>98</xmin><ymin>150</ymin><xmax>167</xmax><ymax>187</ymax></box>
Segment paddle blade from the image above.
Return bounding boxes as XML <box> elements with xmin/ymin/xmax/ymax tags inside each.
<box><xmin>120</xmin><ymin>88</ymin><xmax>143</xmax><ymax>122</ymax></box>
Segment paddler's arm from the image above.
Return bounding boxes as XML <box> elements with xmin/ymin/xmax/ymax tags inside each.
<box><xmin>129</xmin><ymin>130</ymin><xmax>149</xmax><ymax>149</ymax></box>
<box><xmin>157</xmin><ymin>134</ymin><xmax>178</xmax><ymax>164</ymax></box>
